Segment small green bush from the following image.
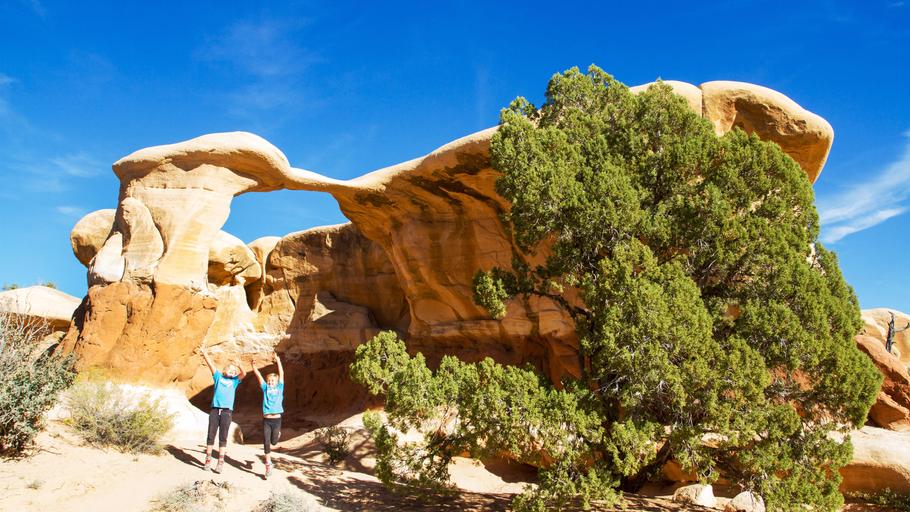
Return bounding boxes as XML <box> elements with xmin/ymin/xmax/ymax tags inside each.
<box><xmin>317</xmin><ymin>425</ymin><xmax>351</xmax><ymax>464</ymax></box>
<box><xmin>66</xmin><ymin>380</ymin><xmax>174</xmax><ymax>453</ymax></box>
<box><xmin>149</xmin><ymin>480</ymin><xmax>233</xmax><ymax>512</ymax></box>
<box><xmin>848</xmin><ymin>489</ymin><xmax>910</xmax><ymax>512</ymax></box>
<box><xmin>0</xmin><ymin>312</ymin><xmax>75</xmax><ymax>456</ymax></box>
<box><xmin>256</xmin><ymin>489</ymin><xmax>320</xmax><ymax>512</ymax></box>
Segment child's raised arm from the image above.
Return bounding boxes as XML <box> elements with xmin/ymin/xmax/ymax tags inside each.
<box><xmin>197</xmin><ymin>346</ymin><xmax>216</xmax><ymax>376</ymax></box>
<box><xmin>274</xmin><ymin>352</ymin><xmax>284</xmax><ymax>383</ymax></box>
<box><xmin>250</xmin><ymin>357</ymin><xmax>264</xmax><ymax>385</ymax></box>
<box><xmin>232</xmin><ymin>358</ymin><xmax>247</xmax><ymax>380</ymax></box>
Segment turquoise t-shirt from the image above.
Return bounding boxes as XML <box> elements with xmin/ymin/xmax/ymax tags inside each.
<box><xmin>261</xmin><ymin>382</ymin><xmax>284</xmax><ymax>415</ymax></box>
<box><xmin>211</xmin><ymin>371</ymin><xmax>241</xmax><ymax>410</ymax></box>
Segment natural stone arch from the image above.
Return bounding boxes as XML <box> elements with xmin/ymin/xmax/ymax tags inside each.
<box><xmin>63</xmin><ymin>79</ymin><xmax>835</xmax><ymax>423</ymax></box>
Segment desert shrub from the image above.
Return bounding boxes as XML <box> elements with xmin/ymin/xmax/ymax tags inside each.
<box><xmin>149</xmin><ymin>480</ymin><xmax>233</xmax><ymax>512</ymax></box>
<box><xmin>353</xmin><ymin>66</ymin><xmax>882</xmax><ymax>512</ymax></box>
<box><xmin>848</xmin><ymin>489</ymin><xmax>910</xmax><ymax>512</ymax></box>
<box><xmin>317</xmin><ymin>425</ymin><xmax>351</xmax><ymax>464</ymax></box>
<box><xmin>66</xmin><ymin>380</ymin><xmax>174</xmax><ymax>453</ymax></box>
<box><xmin>0</xmin><ymin>312</ymin><xmax>75</xmax><ymax>456</ymax></box>
<box><xmin>256</xmin><ymin>489</ymin><xmax>321</xmax><ymax>512</ymax></box>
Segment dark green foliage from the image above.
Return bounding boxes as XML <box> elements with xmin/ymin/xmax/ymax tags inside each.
<box><xmin>318</xmin><ymin>425</ymin><xmax>351</xmax><ymax>464</ymax></box>
<box><xmin>0</xmin><ymin>313</ymin><xmax>75</xmax><ymax>456</ymax></box>
<box><xmin>352</xmin><ymin>331</ymin><xmax>615</xmax><ymax>508</ymax></box>
<box><xmin>353</xmin><ymin>66</ymin><xmax>882</xmax><ymax>511</ymax></box>
<box><xmin>848</xmin><ymin>489</ymin><xmax>910</xmax><ymax>512</ymax></box>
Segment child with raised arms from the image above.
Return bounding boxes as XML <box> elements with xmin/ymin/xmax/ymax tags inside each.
<box><xmin>250</xmin><ymin>352</ymin><xmax>285</xmax><ymax>478</ymax></box>
<box><xmin>196</xmin><ymin>346</ymin><xmax>246</xmax><ymax>474</ymax></box>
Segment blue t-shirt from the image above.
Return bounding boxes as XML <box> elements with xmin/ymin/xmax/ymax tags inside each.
<box><xmin>211</xmin><ymin>371</ymin><xmax>241</xmax><ymax>410</ymax></box>
<box><xmin>261</xmin><ymin>382</ymin><xmax>284</xmax><ymax>415</ymax></box>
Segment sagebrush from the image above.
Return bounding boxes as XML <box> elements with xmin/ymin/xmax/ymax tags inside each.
<box><xmin>0</xmin><ymin>312</ymin><xmax>75</xmax><ymax>456</ymax></box>
<box><xmin>256</xmin><ymin>489</ymin><xmax>321</xmax><ymax>512</ymax></box>
<box><xmin>148</xmin><ymin>480</ymin><xmax>233</xmax><ymax>512</ymax></box>
<box><xmin>66</xmin><ymin>380</ymin><xmax>175</xmax><ymax>453</ymax></box>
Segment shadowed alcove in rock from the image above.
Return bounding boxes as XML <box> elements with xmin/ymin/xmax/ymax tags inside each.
<box><xmin>189</xmin><ymin>188</ymin><xmax>409</xmax><ymax>440</ymax></box>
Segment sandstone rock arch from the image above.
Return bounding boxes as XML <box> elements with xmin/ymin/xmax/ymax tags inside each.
<box><xmin>62</xmin><ymin>79</ymin><xmax>835</xmax><ymax>428</ymax></box>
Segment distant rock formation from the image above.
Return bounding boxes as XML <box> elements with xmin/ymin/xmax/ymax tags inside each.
<box><xmin>862</xmin><ymin>309</ymin><xmax>910</xmax><ymax>363</ymax></box>
<box><xmin>0</xmin><ymin>285</ymin><xmax>80</xmax><ymax>332</ymax></box>
<box><xmin>855</xmin><ymin>334</ymin><xmax>910</xmax><ymax>431</ymax></box>
<box><xmin>61</xmin><ymin>79</ymin><xmax>836</xmax><ymax>421</ymax></box>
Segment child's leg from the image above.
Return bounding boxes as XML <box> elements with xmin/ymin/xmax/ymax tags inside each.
<box><xmin>217</xmin><ymin>409</ymin><xmax>232</xmax><ymax>460</ymax></box>
<box><xmin>204</xmin><ymin>409</ymin><xmax>219</xmax><ymax>467</ymax></box>
<box><xmin>263</xmin><ymin>418</ymin><xmax>272</xmax><ymax>466</ymax></box>
<box><xmin>270</xmin><ymin>417</ymin><xmax>282</xmax><ymax>450</ymax></box>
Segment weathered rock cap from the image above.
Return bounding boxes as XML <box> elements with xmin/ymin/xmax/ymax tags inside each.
<box><xmin>701</xmin><ymin>81</ymin><xmax>833</xmax><ymax>183</ymax></box>
<box><xmin>631</xmin><ymin>80</ymin><xmax>834</xmax><ymax>183</ymax></box>
<box><xmin>113</xmin><ymin>131</ymin><xmax>347</xmax><ymax>193</ymax></box>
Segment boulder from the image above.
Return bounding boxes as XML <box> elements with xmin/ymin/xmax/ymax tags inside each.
<box><xmin>725</xmin><ymin>491</ymin><xmax>765</xmax><ymax>512</ymax></box>
<box><xmin>841</xmin><ymin>426</ymin><xmax>910</xmax><ymax>494</ymax></box>
<box><xmin>244</xmin><ymin>235</ymin><xmax>280</xmax><ymax>309</ymax></box>
<box><xmin>672</xmin><ymin>483</ymin><xmax>716</xmax><ymax>507</ymax></box>
<box><xmin>207</xmin><ymin>231</ymin><xmax>261</xmax><ymax>286</ymax></box>
<box><xmin>70</xmin><ymin>209</ymin><xmax>115</xmax><ymax>267</ymax></box>
<box><xmin>0</xmin><ymin>286</ymin><xmax>81</xmax><ymax>332</ymax></box>
<box><xmin>855</xmin><ymin>334</ymin><xmax>910</xmax><ymax>430</ymax></box>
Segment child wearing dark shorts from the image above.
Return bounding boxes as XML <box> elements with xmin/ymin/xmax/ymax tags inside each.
<box><xmin>196</xmin><ymin>346</ymin><xmax>246</xmax><ymax>474</ymax></box>
<box><xmin>251</xmin><ymin>352</ymin><xmax>285</xmax><ymax>479</ymax></box>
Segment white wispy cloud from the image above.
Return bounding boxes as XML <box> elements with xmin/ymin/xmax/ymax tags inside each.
<box><xmin>195</xmin><ymin>18</ymin><xmax>321</xmax><ymax>117</ymax></box>
<box><xmin>17</xmin><ymin>0</ymin><xmax>46</xmax><ymax>18</ymax></box>
<box><xmin>50</xmin><ymin>152</ymin><xmax>102</xmax><ymax>178</ymax></box>
<box><xmin>55</xmin><ymin>205</ymin><xmax>86</xmax><ymax>218</ymax></box>
<box><xmin>817</xmin><ymin>131</ymin><xmax>910</xmax><ymax>243</ymax></box>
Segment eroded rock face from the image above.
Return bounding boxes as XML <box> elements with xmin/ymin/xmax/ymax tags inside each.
<box><xmin>64</xmin><ymin>80</ymin><xmax>836</xmax><ymax>428</ymax></box>
<box><xmin>61</xmin><ymin>281</ymin><xmax>218</xmax><ymax>384</ymax></box>
<box><xmin>255</xmin><ymin>223</ymin><xmax>408</xmax><ymax>353</ymax></box>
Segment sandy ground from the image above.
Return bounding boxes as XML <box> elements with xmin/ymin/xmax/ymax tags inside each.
<box><xmin>0</xmin><ymin>416</ymin><xmax>894</xmax><ymax>512</ymax></box>
<box><xmin>0</xmin><ymin>415</ymin><xmax>534</xmax><ymax>512</ymax></box>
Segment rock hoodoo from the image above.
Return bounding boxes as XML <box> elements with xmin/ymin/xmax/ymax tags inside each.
<box><xmin>62</xmin><ymin>79</ymin><xmax>837</xmax><ymax>426</ymax></box>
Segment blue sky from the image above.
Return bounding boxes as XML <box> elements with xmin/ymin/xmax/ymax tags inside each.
<box><xmin>1</xmin><ymin>1</ymin><xmax>909</xmax><ymax>312</ymax></box>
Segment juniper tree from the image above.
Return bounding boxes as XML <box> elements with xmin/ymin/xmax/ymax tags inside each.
<box><xmin>352</xmin><ymin>66</ymin><xmax>881</xmax><ymax>511</ymax></box>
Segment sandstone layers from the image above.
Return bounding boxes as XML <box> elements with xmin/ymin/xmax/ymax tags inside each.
<box><xmin>63</xmin><ymin>80</ymin><xmax>834</xmax><ymax>424</ymax></box>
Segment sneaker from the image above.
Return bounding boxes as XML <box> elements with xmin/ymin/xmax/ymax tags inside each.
<box><xmin>264</xmin><ymin>464</ymin><xmax>272</xmax><ymax>479</ymax></box>
<box><xmin>215</xmin><ymin>460</ymin><xmax>224</xmax><ymax>474</ymax></box>
<box><xmin>203</xmin><ymin>458</ymin><xmax>213</xmax><ymax>472</ymax></box>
